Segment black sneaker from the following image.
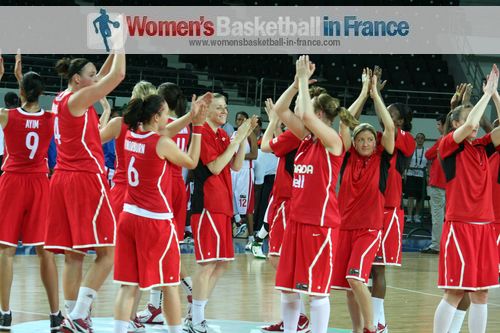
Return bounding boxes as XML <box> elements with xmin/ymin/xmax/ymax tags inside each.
<box><xmin>50</xmin><ymin>311</ymin><xmax>64</xmax><ymax>332</ymax></box>
<box><xmin>0</xmin><ymin>311</ymin><xmax>12</xmax><ymax>332</ymax></box>
<box><xmin>420</xmin><ymin>248</ymin><xmax>439</xmax><ymax>254</ymax></box>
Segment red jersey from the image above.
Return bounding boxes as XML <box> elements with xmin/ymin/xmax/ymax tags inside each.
<box><xmin>191</xmin><ymin>122</ymin><xmax>233</xmax><ymax>216</ymax></box>
<box><xmin>489</xmin><ymin>149</ymin><xmax>500</xmax><ymax>221</ymax></box>
<box><xmin>426</xmin><ymin>137</ymin><xmax>446</xmax><ymax>189</ymax></box>
<box><xmin>168</xmin><ymin>117</ymin><xmax>191</xmax><ymax>178</ymax></box>
<box><xmin>269</xmin><ymin>130</ymin><xmax>301</xmax><ymax>201</ymax></box>
<box><xmin>439</xmin><ymin>132</ymin><xmax>494</xmax><ymax>223</ymax></box>
<box><xmin>2</xmin><ymin>108</ymin><xmax>54</xmax><ymax>174</ymax></box>
<box><xmin>338</xmin><ymin>145</ymin><xmax>392</xmax><ymax>230</ymax></box>
<box><xmin>112</xmin><ymin>119</ymin><xmax>128</xmax><ymax>185</ymax></box>
<box><xmin>378</xmin><ymin>129</ymin><xmax>415</xmax><ymax>208</ymax></box>
<box><xmin>290</xmin><ymin>134</ymin><xmax>344</xmax><ymax>227</ymax></box>
<box><xmin>122</xmin><ymin>130</ymin><xmax>173</xmax><ymax>219</ymax></box>
<box><xmin>52</xmin><ymin>90</ymin><xmax>105</xmax><ymax>174</ymax></box>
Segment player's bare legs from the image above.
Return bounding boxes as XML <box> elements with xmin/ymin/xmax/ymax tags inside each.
<box><xmin>115</xmin><ymin>285</ymin><xmax>137</xmax><ymax>322</ymax></box>
<box><xmin>162</xmin><ymin>286</ymin><xmax>182</xmax><ymax>326</ymax></box>
<box><xmin>36</xmin><ymin>246</ymin><xmax>59</xmax><ymax>313</ymax></box>
<box><xmin>346</xmin><ymin>290</ymin><xmax>363</xmax><ymax>332</ymax></box>
<box><xmin>63</xmin><ymin>251</ymin><xmax>84</xmax><ymax>305</ymax></box>
<box><xmin>348</xmin><ymin>279</ymin><xmax>375</xmax><ymax>332</ymax></box>
<box><xmin>0</xmin><ymin>245</ymin><xmax>15</xmax><ymax>312</ymax></box>
<box><xmin>82</xmin><ymin>246</ymin><xmax>114</xmax><ymax>291</ymax></box>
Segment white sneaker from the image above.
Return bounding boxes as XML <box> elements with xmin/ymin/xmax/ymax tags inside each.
<box><xmin>136</xmin><ymin>303</ymin><xmax>165</xmax><ymax>324</ymax></box>
<box><xmin>186</xmin><ymin>320</ymin><xmax>215</xmax><ymax>333</ymax></box>
<box><xmin>127</xmin><ymin>318</ymin><xmax>146</xmax><ymax>332</ymax></box>
<box><xmin>414</xmin><ymin>215</ymin><xmax>421</xmax><ymax>223</ymax></box>
<box><xmin>251</xmin><ymin>242</ymin><xmax>266</xmax><ymax>259</ymax></box>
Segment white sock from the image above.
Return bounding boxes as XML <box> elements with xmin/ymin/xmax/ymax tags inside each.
<box><xmin>64</xmin><ymin>300</ymin><xmax>76</xmax><ymax>315</ymax></box>
<box><xmin>248</xmin><ymin>235</ymin><xmax>255</xmax><ymax>242</ymax></box>
<box><xmin>50</xmin><ymin>311</ymin><xmax>60</xmax><ymax>316</ymax></box>
<box><xmin>234</xmin><ymin>215</ymin><xmax>242</xmax><ymax>223</ymax></box>
<box><xmin>149</xmin><ymin>289</ymin><xmax>162</xmax><ymax>308</ymax></box>
<box><xmin>113</xmin><ymin>320</ymin><xmax>129</xmax><ymax>333</ymax></box>
<box><xmin>70</xmin><ymin>287</ymin><xmax>96</xmax><ymax>320</ymax></box>
<box><xmin>192</xmin><ymin>299</ymin><xmax>208</xmax><ymax>325</ymax></box>
<box><xmin>310</xmin><ymin>296</ymin><xmax>330</xmax><ymax>333</ymax></box>
<box><xmin>300</xmin><ymin>295</ymin><xmax>306</xmax><ymax>315</ymax></box>
<box><xmin>185</xmin><ymin>226</ymin><xmax>192</xmax><ymax>233</ymax></box>
<box><xmin>281</xmin><ymin>293</ymin><xmax>300</xmax><ymax>333</ymax></box>
<box><xmin>168</xmin><ymin>325</ymin><xmax>183</xmax><ymax>333</ymax></box>
<box><xmin>434</xmin><ymin>299</ymin><xmax>456</xmax><ymax>333</ymax></box>
<box><xmin>0</xmin><ymin>310</ymin><xmax>11</xmax><ymax>315</ymax></box>
<box><xmin>448</xmin><ymin>309</ymin><xmax>466</xmax><ymax>333</ymax></box>
<box><xmin>468</xmin><ymin>303</ymin><xmax>487</xmax><ymax>333</ymax></box>
<box><xmin>372</xmin><ymin>297</ymin><xmax>384</xmax><ymax>326</ymax></box>
<box><xmin>257</xmin><ymin>225</ymin><xmax>268</xmax><ymax>239</ymax></box>
<box><xmin>181</xmin><ymin>277</ymin><xmax>193</xmax><ymax>295</ymax></box>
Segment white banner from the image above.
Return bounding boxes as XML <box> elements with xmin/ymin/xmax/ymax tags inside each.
<box><xmin>0</xmin><ymin>6</ymin><xmax>499</xmax><ymax>54</ymax></box>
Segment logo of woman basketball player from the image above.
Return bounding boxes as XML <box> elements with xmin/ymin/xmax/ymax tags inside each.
<box><xmin>87</xmin><ymin>9</ymin><xmax>125</xmax><ymax>52</ymax></box>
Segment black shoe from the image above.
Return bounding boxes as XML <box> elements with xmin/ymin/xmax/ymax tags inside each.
<box><xmin>0</xmin><ymin>311</ymin><xmax>12</xmax><ymax>332</ymax></box>
<box><xmin>420</xmin><ymin>248</ymin><xmax>439</xmax><ymax>254</ymax></box>
<box><xmin>50</xmin><ymin>311</ymin><xmax>64</xmax><ymax>332</ymax></box>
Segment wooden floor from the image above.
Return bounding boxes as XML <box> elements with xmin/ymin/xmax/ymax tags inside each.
<box><xmin>7</xmin><ymin>252</ymin><xmax>500</xmax><ymax>332</ymax></box>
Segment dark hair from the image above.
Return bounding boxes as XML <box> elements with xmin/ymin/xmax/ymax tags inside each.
<box><xmin>157</xmin><ymin>82</ymin><xmax>187</xmax><ymax>118</ymax></box>
<box><xmin>4</xmin><ymin>92</ymin><xmax>20</xmax><ymax>108</ymax></box>
<box><xmin>256</xmin><ymin>116</ymin><xmax>263</xmax><ymax>128</ymax></box>
<box><xmin>312</xmin><ymin>91</ymin><xmax>359</xmax><ymax>129</ymax></box>
<box><xmin>437</xmin><ymin>114</ymin><xmax>447</xmax><ymax>124</ymax></box>
<box><xmin>389</xmin><ymin>103</ymin><xmax>413</xmax><ymax>132</ymax></box>
<box><xmin>444</xmin><ymin>103</ymin><xmax>473</xmax><ymax>134</ymax></box>
<box><xmin>123</xmin><ymin>95</ymin><xmax>164</xmax><ymax>132</ymax></box>
<box><xmin>21</xmin><ymin>72</ymin><xmax>45</xmax><ymax>103</ymax></box>
<box><xmin>416</xmin><ymin>132</ymin><xmax>426</xmax><ymax>139</ymax></box>
<box><xmin>236</xmin><ymin>111</ymin><xmax>249</xmax><ymax>119</ymax></box>
<box><xmin>55</xmin><ymin>57</ymin><xmax>91</xmax><ymax>80</ymax></box>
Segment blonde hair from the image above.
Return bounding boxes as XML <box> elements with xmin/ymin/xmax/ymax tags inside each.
<box><xmin>131</xmin><ymin>81</ymin><xmax>157</xmax><ymax>100</ymax></box>
<box><xmin>311</xmin><ymin>90</ymin><xmax>359</xmax><ymax>129</ymax></box>
<box><xmin>352</xmin><ymin>123</ymin><xmax>377</xmax><ymax>140</ymax></box>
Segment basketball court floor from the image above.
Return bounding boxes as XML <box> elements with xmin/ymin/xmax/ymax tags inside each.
<box><xmin>7</xmin><ymin>240</ymin><xmax>500</xmax><ymax>333</ymax></box>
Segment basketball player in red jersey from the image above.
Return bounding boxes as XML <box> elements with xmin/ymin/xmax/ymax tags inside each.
<box><xmin>43</xmin><ymin>51</ymin><xmax>125</xmax><ymax>333</ymax></box>
<box><xmin>346</xmin><ymin>67</ymin><xmax>416</xmax><ymax>331</ymax></box>
<box><xmin>113</xmin><ymin>94</ymin><xmax>208</xmax><ymax>333</ymax></box>
<box><xmin>258</xmin><ymin>96</ymin><xmax>307</xmax><ymax>332</ymax></box>
<box><xmin>186</xmin><ymin>93</ymin><xmax>256</xmax><ymax>333</ymax></box>
<box><xmin>433</xmin><ymin>64</ymin><xmax>500</xmax><ymax>333</ymax></box>
<box><xmin>136</xmin><ymin>83</ymin><xmax>210</xmax><ymax>327</ymax></box>
<box><xmin>331</xmin><ymin>72</ymin><xmax>395</xmax><ymax>333</ymax></box>
<box><xmin>274</xmin><ymin>55</ymin><xmax>358</xmax><ymax>333</ymax></box>
<box><xmin>0</xmin><ymin>56</ymin><xmax>62</xmax><ymax>332</ymax></box>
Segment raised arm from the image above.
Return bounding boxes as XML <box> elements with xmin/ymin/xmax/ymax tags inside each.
<box><xmin>14</xmin><ymin>49</ymin><xmax>22</xmax><ymax>84</ymax></box>
<box><xmin>157</xmin><ymin>101</ymin><xmax>207</xmax><ymax>169</ymax></box>
<box><xmin>159</xmin><ymin>93</ymin><xmax>212</xmax><ymax>138</ymax></box>
<box><xmin>0</xmin><ymin>53</ymin><xmax>8</xmax><ymax>128</ymax></box>
<box><xmin>298</xmin><ymin>55</ymin><xmax>343</xmax><ymax>156</ymax></box>
<box><xmin>371</xmin><ymin>75</ymin><xmax>395</xmax><ymax>154</ymax></box>
<box><xmin>100</xmin><ymin>116</ymin><xmax>122</xmax><ymax>143</ymax></box>
<box><xmin>453</xmin><ymin>64</ymin><xmax>498</xmax><ymax>144</ymax></box>
<box><xmin>68</xmin><ymin>51</ymin><xmax>125</xmax><ymax>117</ymax></box>
<box><xmin>261</xmin><ymin>98</ymin><xmax>280</xmax><ymax>153</ymax></box>
<box><xmin>348</xmin><ymin>67</ymin><xmax>371</xmax><ymax>119</ymax></box>
<box><xmin>245</xmin><ymin>131</ymin><xmax>258</xmax><ymax>160</ymax></box>
<box><xmin>231</xmin><ymin>116</ymin><xmax>258</xmax><ymax>171</ymax></box>
<box><xmin>98</xmin><ymin>97</ymin><xmax>112</xmax><ymax>129</ymax></box>
<box><xmin>96</xmin><ymin>53</ymin><xmax>115</xmax><ymax>81</ymax></box>
<box><xmin>450</xmin><ymin>83</ymin><xmax>466</xmax><ymax>110</ymax></box>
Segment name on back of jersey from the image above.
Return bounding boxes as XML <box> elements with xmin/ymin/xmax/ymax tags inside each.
<box><xmin>125</xmin><ymin>139</ymin><xmax>145</xmax><ymax>154</ymax></box>
<box><xmin>25</xmin><ymin>119</ymin><xmax>40</xmax><ymax>129</ymax></box>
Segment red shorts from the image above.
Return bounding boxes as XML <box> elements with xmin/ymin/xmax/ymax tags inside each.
<box><xmin>110</xmin><ymin>181</ymin><xmax>127</xmax><ymax>218</ymax></box>
<box><xmin>0</xmin><ymin>173</ymin><xmax>49</xmax><ymax>247</ymax></box>
<box><xmin>438</xmin><ymin>221</ymin><xmax>499</xmax><ymax>290</ymax></box>
<box><xmin>276</xmin><ymin>221</ymin><xmax>339</xmax><ymax>296</ymax></box>
<box><xmin>171</xmin><ymin>176</ymin><xmax>187</xmax><ymax>240</ymax></box>
<box><xmin>191</xmin><ymin>210</ymin><xmax>235</xmax><ymax>263</ymax></box>
<box><xmin>44</xmin><ymin>171</ymin><xmax>116</xmax><ymax>254</ymax></box>
<box><xmin>268</xmin><ymin>199</ymin><xmax>290</xmax><ymax>256</ymax></box>
<box><xmin>495</xmin><ymin>222</ymin><xmax>500</xmax><ymax>273</ymax></box>
<box><xmin>374</xmin><ymin>207</ymin><xmax>404</xmax><ymax>266</ymax></box>
<box><xmin>331</xmin><ymin>229</ymin><xmax>382</xmax><ymax>290</ymax></box>
<box><xmin>114</xmin><ymin>212</ymin><xmax>180</xmax><ymax>290</ymax></box>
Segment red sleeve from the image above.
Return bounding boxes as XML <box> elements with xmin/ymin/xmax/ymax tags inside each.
<box><xmin>425</xmin><ymin>137</ymin><xmax>441</xmax><ymax>160</ymax></box>
<box><xmin>395</xmin><ymin>129</ymin><xmax>416</xmax><ymax>157</ymax></box>
<box><xmin>200</xmin><ymin>128</ymin><xmax>224</xmax><ymax>165</ymax></box>
<box><xmin>269</xmin><ymin>130</ymin><xmax>301</xmax><ymax>157</ymax></box>
<box><xmin>438</xmin><ymin>132</ymin><xmax>461</xmax><ymax>159</ymax></box>
<box><xmin>497</xmin><ymin>145</ymin><xmax>500</xmax><ymax>152</ymax></box>
<box><xmin>473</xmin><ymin>133</ymin><xmax>492</xmax><ymax>147</ymax></box>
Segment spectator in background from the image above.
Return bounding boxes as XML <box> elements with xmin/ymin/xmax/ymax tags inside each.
<box><xmin>405</xmin><ymin>132</ymin><xmax>428</xmax><ymax>223</ymax></box>
<box><xmin>48</xmin><ymin>137</ymin><xmax>57</xmax><ymax>178</ymax></box>
<box><xmin>421</xmin><ymin>115</ymin><xmax>447</xmax><ymax>254</ymax></box>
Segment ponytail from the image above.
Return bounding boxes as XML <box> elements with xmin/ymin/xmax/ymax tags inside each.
<box><xmin>338</xmin><ymin>107</ymin><xmax>359</xmax><ymax>130</ymax></box>
<box><xmin>123</xmin><ymin>95</ymin><xmax>165</xmax><ymax>132</ymax></box>
<box><xmin>21</xmin><ymin>71</ymin><xmax>44</xmax><ymax>103</ymax></box>
<box><xmin>157</xmin><ymin>82</ymin><xmax>187</xmax><ymax>117</ymax></box>
<box><xmin>444</xmin><ymin>104</ymin><xmax>473</xmax><ymax>134</ymax></box>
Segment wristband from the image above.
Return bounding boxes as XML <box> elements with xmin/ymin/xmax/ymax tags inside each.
<box><xmin>192</xmin><ymin>125</ymin><xmax>203</xmax><ymax>134</ymax></box>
